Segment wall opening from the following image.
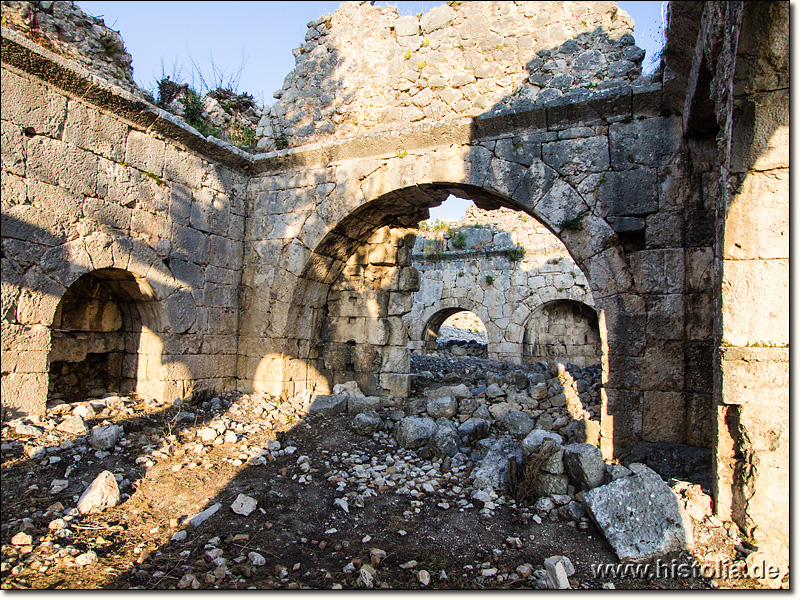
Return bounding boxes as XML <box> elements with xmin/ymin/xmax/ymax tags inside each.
<box><xmin>48</xmin><ymin>268</ymin><xmax>162</xmax><ymax>404</ymax></box>
<box><xmin>423</xmin><ymin>308</ymin><xmax>488</xmax><ymax>358</ymax></box>
<box><xmin>523</xmin><ymin>300</ymin><xmax>601</xmax><ymax>368</ymax></box>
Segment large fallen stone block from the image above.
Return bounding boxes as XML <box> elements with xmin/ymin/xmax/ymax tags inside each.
<box><xmin>580</xmin><ymin>463</ymin><xmax>693</xmax><ymax>561</ymax></box>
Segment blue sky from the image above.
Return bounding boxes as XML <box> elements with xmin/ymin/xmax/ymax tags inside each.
<box><xmin>76</xmin><ymin>1</ymin><xmax>665</xmax><ymax>221</ymax></box>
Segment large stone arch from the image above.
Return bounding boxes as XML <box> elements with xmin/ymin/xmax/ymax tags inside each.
<box><xmin>264</xmin><ymin>151</ymin><xmax>641</xmax><ymax>455</ymax></box>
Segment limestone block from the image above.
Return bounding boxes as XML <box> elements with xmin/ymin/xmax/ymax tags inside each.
<box><xmin>0</xmin><ymin>68</ymin><xmax>67</xmax><ymax>138</ymax></box>
<box><xmin>645</xmin><ymin>294</ymin><xmax>684</xmax><ymax>341</ymax></box>
<box><xmin>641</xmin><ymin>342</ymin><xmax>684</xmax><ymax>392</ymax></box>
<box><xmin>630</xmin><ymin>249</ymin><xmax>684</xmax><ymax>295</ymax></box>
<box><xmin>27</xmin><ymin>136</ymin><xmax>98</xmax><ymax>197</ymax></box>
<box><xmin>27</xmin><ymin>179</ymin><xmax>83</xmax><ymax>227</ymax></box>
<box><xmin>485</xmin><ymin>157</ymin><xmax>527</xmax><ymax>199</ymax></box>
<box><xmin>609</xmin><ymin>117</ymin><xmax>681</xmax><ymax>169</ymax></box>
<box><xmin>380</xmin><ymin>373</ymin><xmax>410</xmax><ymax>397</ymax></box>
<box><xmin>686</xmin><ymin>247</ymin><xmax>713</xmax><ymax>292</ymax></box>
<box><xmin>164</xmin><ymin>145</ymin><xmax>204</xmax><ymax>189</ymax></box>
<box><xmin>600</xmin><ymin>389</ymin><xmax>642</xmax><ymax>443</ymax></box>
<box><xmin>542</xmin><ymin>136</ymin><xmax>609</xmax><ymax>176</ymax></box>
<box><xmin>585</xmin><ymin>247</ymin><xmax>635</xmax><ymax>298</ymax></box>
<box><xmin>63</xmin><ymin>100</ymin><xmax>127</xmax><ymax>162</ymax></box>
<box><xmin>580</xmin><ymin>464</ymin><xmax>693</xmax><ymax>561</ymax></box>
<box><xmin>721</xmin><ymin>259</ymin><xmax>788</xmax><ymax>346</ymax></box>
<box><xmin>394</xmin><ymin>15</ymin><xmax>420</xmax><ymax>36</ymax></box>
<box><xmin>723</xmin><ymin>170</ymin><xmax>788</xmax><ymax>260</ymax></box>
<box><xmin>381</xmin><ymin>347</ymin><xmax>410</xmax><ymax>373</ymax></box>
<box><xmin>171</xmin><ymin>224</ymin><xmax>209</xmax><ymax>263</ymax></box>
<box><xmin>720</xmin><ymin>347</ymin><xmax>788</xmax><ymax>408</ymax></box>
<box><xmin>733</xmin><ymin>89</ymin><xmax>788</xmax><ymax>173</ymax></box>
<box><xmin>308</xmin><ymin>394</ymin><xmax>348</xmax><ymax>416</ymax></box>
<box><xmin>597</xmin><ymin>168</ymin><xmax>658</xmax><ymax>217</ymax></box>
<box><xmin>1</xmin><ymin>120</ymin><xmax>26</xmax><ymax>177</ymax></box>
<box><xmin>165</xmin><ymin>290</ymin><xmax>197</xmax><ymax>334</ymax></box>
<box><xmin>642</xmin><ymin>391</ymin><xmax>685</xmax><ymax>443</ymax></box>
<box><xmin>125</xmin><ymin>130</ymin><xmax>165</xmax><ymax>177</ymax></box>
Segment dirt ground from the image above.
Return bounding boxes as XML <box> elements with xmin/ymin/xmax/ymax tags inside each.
<box><xmin>0</xmin><ymin>357</ymin><xmax>767</xmax><ymax>590</ymax></box>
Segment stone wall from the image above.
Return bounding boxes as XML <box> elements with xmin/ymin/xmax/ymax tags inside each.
<box><xmin>257</xmin><ymin>1</ymin><xmax>645</xmax><ymax>150</ymax></box>
<box><xmin>408</xmin><ymin>205</ymin><xmax>597</xmax><ymax>365</ymax></box>
<box><xmin>667</xmin><ymin>0</ymin><xmax>789</xmax><ymax>579</ymax></box>
<box><xmin>1</xmin><ymin>28</ymin><xmax>247</xmax><ymax>416</ymax></box>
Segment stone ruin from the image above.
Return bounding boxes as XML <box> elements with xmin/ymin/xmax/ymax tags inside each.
<box><xmin>0</xmin><ymin>0</ymin><xmax>788</xmax><ymax>580</ymax></box>
<box><xmin>408</xmin><ymin>204</ymin><xmax>600</xmax><ymax>366</ymax></box>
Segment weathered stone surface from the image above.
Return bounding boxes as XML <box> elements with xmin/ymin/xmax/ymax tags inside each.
<box><xmin>77</xmin><ymin>470</ymin><xmax>120</xmax><ymax>514</ymax></box>
<box><xmin>421</xmin><ymin>418</ymin><xmax>459</xmax><ymax>458</ymax></box>
<box><xmin>395</xmin><ymin>416</ymin><xmax>436</xmax><ymax>449</ymax></box>
<box><xmin>308</xmin><ymin>394</ymin><xmax>348</xmax><ymax>417</ymax></box>
<box><xmin>426</xmin><ymin>396</ymin><xmax>457</xmax><ymax>419</ymax></box>
<box><xmin>90</xmin><ymin>424</ymin><xmax>123</xmax><ymax>451</ymax></box>
<box><xmin>472</xmin><ymin>436</ymin><xmax>522</xmax><ymax>491</ymax></box>
<box><xmin>580</xmin><ymin>464</ymin><xmax>693</xmax><ymax>561</ymax></box>
<box><xmin>351</xmin><ymin>411</ymin><xmax>382</xmax><ymax>436</ymax></box>
<box><xmin>563</xmin><ymin>443</ymin><xmax>605</xmax><ymax>491</ymax></box>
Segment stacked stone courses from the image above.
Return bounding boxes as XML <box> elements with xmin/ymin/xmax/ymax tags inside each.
<box><xmin>0</xmin><ymin>0</ymin><xmax>788</xmax><ymax>578</ymax></box>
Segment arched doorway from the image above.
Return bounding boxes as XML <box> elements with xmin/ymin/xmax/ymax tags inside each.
<box><xmin>523</xmin><ymin>300</ymin><xmax>600</xmax><ymax>368</ymax></box>
<box><xmin>48</xmin><ymin>268</ymin><xmax>163</xmax><ymax>404</ymax></box>
<box><xmin>423</xmin><ymin>308</ymin><xmax>488</xmax><ymax>358</ymax></box>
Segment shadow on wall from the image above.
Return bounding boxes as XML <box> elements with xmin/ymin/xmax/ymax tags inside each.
<box><xmin>1</xmin><ymin>146</ymin><xmax>242</xmax><ymax>417</ymax></box>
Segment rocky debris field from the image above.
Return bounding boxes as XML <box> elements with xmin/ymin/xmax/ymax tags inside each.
<box><xmin>1</xmin><ymin>356</ymin><xmax>772</xmax><ymax>589</ymax></box>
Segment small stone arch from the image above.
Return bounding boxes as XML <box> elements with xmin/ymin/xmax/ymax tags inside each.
<box><xmin>420</xmin><ymin>306</ymin><xmax>489</xmax><ymax>356</ymax></box>
<box><xmin>522</xmin><ymin>299</ymin><xmax>601</xmax><ymax>368</ymax></box>
<box><xmin>48</xmin><ymin>267</ymin><xmax>164</xmax><ymax>403</ymax></box>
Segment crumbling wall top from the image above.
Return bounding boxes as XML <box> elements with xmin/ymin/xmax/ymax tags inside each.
<box><xmin>1</xmin><ymin>0</ymin><xmax>140</xmax><ymax>96</ymax></box>
<box><xmin>258</xmin><ymin>1</ymin><xmax>646</xmax><ymax>151</ymax></box>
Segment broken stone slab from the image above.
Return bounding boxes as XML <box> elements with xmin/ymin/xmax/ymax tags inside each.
<box><xmin>502</xmin><ymin>410</ymin><xmax>535</xmax><ymax>438</ymax></box>
<box><xmin>457</xmin><ymin>417</ymin><xmax>490</xmax><ymax>443</ymax></box>
<box><xmin>90</xmin><ymin>423</ymin><xmax>123</xmax><ymax>451</ymax></box>
<box><xmin>347</xmin><ymin>395</ymin><xmax>381</xmax><ymax>414</ymax></box>
<box><xmin>485</xmin><ymin>383</ymin><xmax>505</xmax><ymax>399</ymax></box>
<box><xmin>580</xmin><ymin>463</ymin><xmax>693</xmax><ymax>561</ymax></box>
<box><xmin>188</xmin><ymin>503</ymin><xmax>221</xmax><ymax>527</ymax></box>
<box><xmin>77</xmin><ymin>470</ymin><xmax>120</xmax><ymax>514</ymax></box>
<box><xmin>521</xmin><ymin>429</ymin><xmax>563</xmax><ymax>454</ymax></box>
<box><xmin>308</xmin><ymin>394</ymin><xmax>348</xmax><ymax>417</ymax></box>
<box><xmin>72</xmin><ymin>404</ymin><xmax>96</xmax><ymax>420</ymax></box>
<box><xmin>419</xmin><ymin>418</ymin><xmax>459</xmax><ymax>458</ymax></box>
<box><xmin>395</xmin><ymin>416</ymin><xmax>436</xmax><ymax>449</ymax></box>
<box><xmin>563</xmin><ymin>443</ymin><xmax>606</xmax><ymax>491</ymax></box>
<box><xmin>423</xmin><ymin>383</ymin><xmax>471</xmax><ymax>399</ymax></box>
<box><xmin>15</xmin><ymin>422</ymin><xmax>43</xmax><ymax>437</ymax></box>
